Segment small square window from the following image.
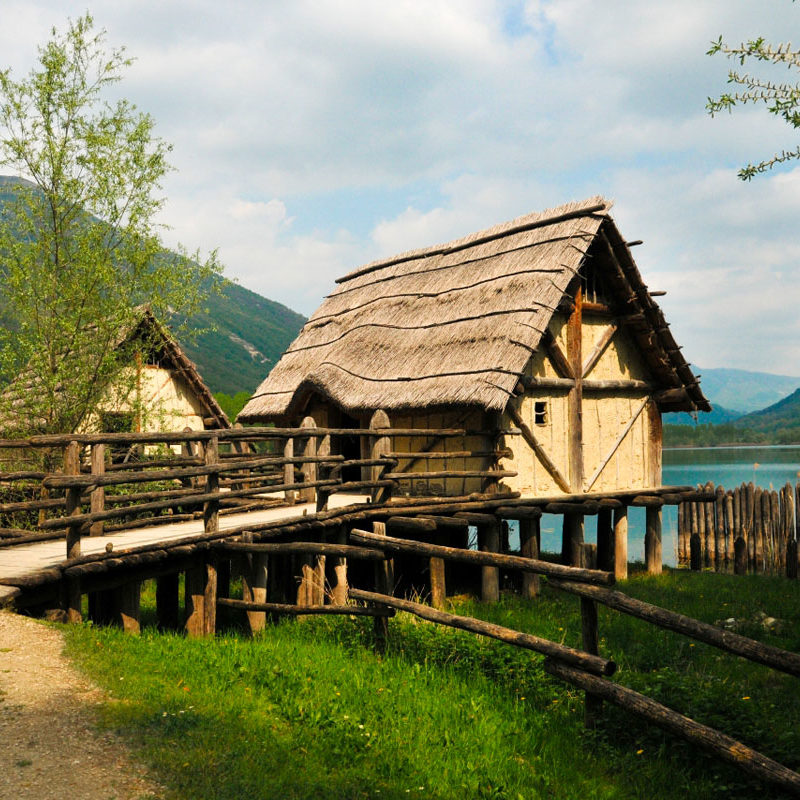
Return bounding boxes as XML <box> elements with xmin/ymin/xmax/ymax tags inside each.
<box><xmin>534</xmin><ymin>401</ymin><xmax>548</xmax><ymax>426</ymax></box>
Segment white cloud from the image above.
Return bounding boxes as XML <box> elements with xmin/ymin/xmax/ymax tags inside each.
<box><xmin>2</xmin><ymin>0</ymin><xmax>800</xmax><ymax>374</ymax></box>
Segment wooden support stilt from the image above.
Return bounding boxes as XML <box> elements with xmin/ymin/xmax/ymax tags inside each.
<box><xmin>519</xmin><ymin>517</ymin><xmax>541</xmax><ymax>598</ymax></box>
<box><xmin>117</xmin><ymin>581</ymin><xmax>141</xmax><ymax>635</ymax></box>
<box><xmin>478</xmin><ymin>519</ymin><xmax>500</xmax><ymax>602</ymax></box>
<box><xmin>184</xmin><ymin>563</ymin><xmax>205</xmax><ymax>637</ymax></box>
<box><xmin>156</xmin><ymin>572</ymin><xmax>180</xmax><ymax>630</ymax></box>
<box><xmin>429</xmin><ymin>556</ymin><xmax>446</xmax><ymax>609</ymax></box>
<box><xmin>612</xmin><ymin>506</ymin><xmax>628</xmax><ymax>580</ymax></box>
<box><xmin>596</xmin><ymin>508</ymin><xmax>613</xmax><ymax>574</ymax></box>
<box><xmin>204</xmin><ymin>558</ymin><xmax>218</xmax><ymax>636</ymax></box>
<box><xmin>331</xmin><ymin>526</ymin><xmax>348</xmax><ymax>605</ymax></box>
<box><xmin>64</xmin><ymin>576</ymin><xmax>82</xmax><ymax>624</ymax></box>
<box><xmin>241</xmin><ymin>532</ymin><xmax>268</xmax><ymax>634</ymax></box>
<box><xmin>645</xmin><ymin>506</ymin><xmax>662</xmax><ymax>575</ymax></box>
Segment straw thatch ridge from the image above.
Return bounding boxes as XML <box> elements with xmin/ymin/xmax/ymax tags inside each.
<box><xmin>239</xmin><ymin>197</ymin><xmax>708</xmax><ymax>421</ymax></box>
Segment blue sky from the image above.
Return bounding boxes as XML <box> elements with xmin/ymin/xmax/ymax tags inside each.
<box><xmin>2</xmin><ymin>1</ymin><xmax>800</xmax><ymax>375</ymax></box>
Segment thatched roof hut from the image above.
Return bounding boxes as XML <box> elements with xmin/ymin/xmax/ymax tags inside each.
<box><xmin>3</xmin><ymin>308</ymin><xmax>229</xmax><ymax>435</ymax></box>
<box><xmin>240</xmin><ymin>197</ymin><xmax>708</xmax><ymax>422</ymax></box>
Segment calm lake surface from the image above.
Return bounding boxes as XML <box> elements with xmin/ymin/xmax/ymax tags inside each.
<box><xmin>515</xmin><ymin>446</ymin><xmax>800</xmax><ymax>567</ymax></box>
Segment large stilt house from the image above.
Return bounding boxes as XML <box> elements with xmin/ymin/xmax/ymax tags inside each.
<box><xmin>239</xmin><ymin>197</ymin><xmax>709</xmax><ymax>497</ymax></box>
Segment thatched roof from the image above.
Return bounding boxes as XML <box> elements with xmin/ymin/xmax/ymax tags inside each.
<box><xmin>239</xmin><ymin>197</ymin><xmax>708</xmax><ymax>421</ymax></box>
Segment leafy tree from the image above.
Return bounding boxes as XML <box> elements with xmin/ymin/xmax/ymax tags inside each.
<box><xmin>0</xmin><ymin>14</ymin><xmax>222</xmax><ymax>436</ymax></box>
<box><xmin>707</xmin><ymin>12</ymin><xmax>800</xmax><ymax>180</ymax></box>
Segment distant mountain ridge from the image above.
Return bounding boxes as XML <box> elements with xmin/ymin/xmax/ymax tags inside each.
<box><xmin>0</xmin><ymin>174</ymin><xmax>306</xmax><ymax>395</ymax></box>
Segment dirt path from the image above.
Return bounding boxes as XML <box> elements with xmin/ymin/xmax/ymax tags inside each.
<box><xmin>0</xmin><ymin>610</ymin><xmax>163</xmax><ymax>799</ymax></box>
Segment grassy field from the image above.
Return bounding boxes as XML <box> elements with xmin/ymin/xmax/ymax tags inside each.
<box><xmin>63</xmin><ymin>569</ymin><xmax>800</xmax><ymax>799</ymax></box>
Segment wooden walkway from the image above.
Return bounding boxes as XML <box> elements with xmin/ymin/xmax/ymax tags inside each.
<box><xmin>0</xmin><ymin>494</ymin><xmax>369</xmax><ymax>583</ymax></box>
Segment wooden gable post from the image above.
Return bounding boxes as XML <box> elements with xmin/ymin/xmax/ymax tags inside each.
<box><xmin>565</xmin><ymin>282</ymin><xmax>585</xmax><ymax>566</ymax></box>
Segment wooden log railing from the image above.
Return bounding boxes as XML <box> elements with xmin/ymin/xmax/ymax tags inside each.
<box><xmin>0</xmin><ymin>424</ymin><xmax>534</xmax><ymax>558</ymax></box>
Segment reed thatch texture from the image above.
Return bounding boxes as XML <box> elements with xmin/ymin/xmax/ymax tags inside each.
<box><xmin>240</xmin><ymin>197</ymin><xmax>708</xmax><ymax>421</ymax></box>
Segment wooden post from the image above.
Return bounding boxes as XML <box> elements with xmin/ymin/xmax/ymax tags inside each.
<box><xmin>612</xmin><ymin>506</ymin><xmax>628</xmax><ymax>580</ymax></box>
<box><xmin>429</xmin><ymin>556</ymin><xmax>446</xmax><ymax>609</ymax></box>
<box><xmin>331</xmin><ymin>525</ymin><xmax>348</xmax><ymax>605</ymax></box>
<box><xmin>241</xmin><ymin>532</ymin><xmax>268</xmax><ymax>633</ymax></box>
<box><xmin>116</xmin><ymin>581</ymin><xmax>141</xmax><ymax>635</ymax></box>
<box><xmin>89</xmin><ymin>443</ymin><xmax>105</xmax><ymax>537</ymax></box>
<box><xmin>725</xmin><ymin>492</ymin><xmax>735</xmax><ymax>568</ymax></box>
<box><xmin>787</xmin><ymin>540</ymin><xmax>798</xmax><ymax>580</ymax></box>
<box><xmin>697</xmin><ymin>497</ymin><xmax>707</xmax><ymax>566</ymax></box>
<box><xmin>520</xmin><ymin>517</ymin><xmax>541</xmax><ymax>598</ymax></box>
<box><xmin>561</xmin><ymin>512</ymin><xmax>585</xmax><ymax>567</ymax></box>
<box><xmin>316</xmin><ymin>430</ymin><xmax>332</xmax><ymax>513</ymax></box>
<box><xmin>596</xmin><ymin>508</ymin><xmax>612</xmax><ymax>573</ymax></box>
<box><xmin>677</xmin><ymin>503</ymin><xmax>687</xmax><ymax>565</ymax></box>
<box><xmin>299</xmin><ymin>416</ymin><xmax>317</xmax><ymax>503</ymax></box>
<box><xmin>370</xmin><ymin>409</ymin><xmax>392</xmax><ymax>504</ymax></box>
<box><xmin>478</xmin><ymin>519</ymin><xmax>500</xmax><ymax>603</ymax></box>
<box><xmin>204</xmin><ymin>557</ymin><xmax>218</xmax><ymax>636</ymax></box>
<box><xmin>566</xmin><ymin>283</ymin><xmax>583</xmax><ymax>492</ymax></box>
<box><xmin>156</xmin><ymin>573</ymin><xmax>180</xmax><ymax>630</ymax></box>
<box><xmin>690</xmin><ymin>534</ymin><xmax>702</xmax><ymax>572</ymax></box>
<box><xmin>204</xmin><ymin>435</ymin><xmax>219</xmax><ymax>535</ymax></box>
<box><xmin>769</xmin><ymin>491</ymin><xmax>786</xmax><ymax>574</ymax></box>
<box><xmin>581</xmin><ymin>596</ymin><xmax>602</xmax><ymax>727</ymax></box>
<box><xmin>734</xmin><ymin>537</ymin><xmax>747</xmax><ymax>575</ymax></box>
<box><xmin>372</xmin><ymin>521</ymin><xmax>393</xmax><ymax>651</ymax></box>
<box><xmin>184</xmin><ymin>562</ymin><xmax>205</xmax><ymax>637</ymax></box>
<box><xmin>313</xmin><ymin>534</ymin><xmax>327</xmax><ymax>606</ymax></box>
<box><xmin>64</xmin><ymin>440</ymin><xmax>82</xmax><ymax>560</ymax></box>
<box><xmin>283</xmin><ymin>437</ymin><xmax>296</xmax><ymax>504</ymax></box>
<box><xmin>645</xmin><ymin>506</ymin><xmax>662</xmax><ymax>575</ymax></box>
<box><xmin>714</xmin><ymin>486</ymin><xmax>725</xmax><ymax>567</ymax></box>
<box><xmin>704</xmin><ymin>484</ymin><xmax>715</xmax><ymax>570</ymax></box>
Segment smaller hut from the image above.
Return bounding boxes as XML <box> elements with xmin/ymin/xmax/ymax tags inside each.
<box><xmin>2</xmin><ymin>308</ymin><xmax>228</xmax><ymax>436</ymax></box>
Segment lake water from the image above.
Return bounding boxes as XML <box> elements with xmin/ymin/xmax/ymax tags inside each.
<box><xmin>513</xmin><ymin>445</ymin><xmax>800</xmax><ymax>566</ymax></box>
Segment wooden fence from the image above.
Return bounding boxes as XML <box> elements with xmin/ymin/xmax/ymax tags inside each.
<box><xmin>197</xmin><ymin>520</ymin><xmax>800</xmax><ymax>796</ymax></box>
<box><xmin>678</xmin><ymin>481</ymin><xmax>800</xmax><ymax>576</ymax></box>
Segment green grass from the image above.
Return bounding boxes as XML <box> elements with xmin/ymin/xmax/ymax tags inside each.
<box><xmin>62</xmin><ymin>570</ymin><xmax>800</xmax><ymax>799</ymax></box>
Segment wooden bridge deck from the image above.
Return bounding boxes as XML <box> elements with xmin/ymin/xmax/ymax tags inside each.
<box><xmin>0</xmin><ymin>494</ymin><xmax>370</xmax><ymax>583</ymax></box>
